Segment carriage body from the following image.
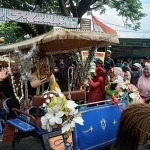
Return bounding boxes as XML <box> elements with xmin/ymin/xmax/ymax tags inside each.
<box><xmin>0</xmin><ymin>29</ymin><xmax>120</xmax><ymax>149</ymax></box>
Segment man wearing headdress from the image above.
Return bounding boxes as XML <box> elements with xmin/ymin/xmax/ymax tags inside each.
<box><xmin>0</xmin><ymin>57</ymin><xmax>20</xmax><ymax>118</ymax></box>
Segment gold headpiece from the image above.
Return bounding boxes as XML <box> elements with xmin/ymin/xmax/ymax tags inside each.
<box><xmin>40</xmin><ymin>56</ymin><xmax>49</xmax><ymax>66</ymax></box>
<box><xmin>10</xmin><ymin>54</ymin><xmax>17</xmax><ymax>63</ymax></box>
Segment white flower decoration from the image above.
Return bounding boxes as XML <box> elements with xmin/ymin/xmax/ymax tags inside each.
<box><xmin>44</xmin><ymin>95</ymin><xmax>48</xmax><ymax>98</ymax></box>
<box><xmin>55</xmin><ymin>87</ymin><xmax>64</xmax><ymax>97</ymax></box>
<box><xmin>61</xmin><ymin>109</ymin><xmax>84</xmax><ymax>133</ymax></box>
<box><xmin>46</xmin><ymin>99</ymin><xmax>50</xmax><ymax>103</ymax></box>
<box><xmin>129</xmin><ymin>93</ymin><xmax>136</xmax><ymax>100</ymax></box>
<box><xmin>43</xmin><ymin>103</ymin><xmax>47</xmax><ymax>107</ymax></box>
<box><xmin>47</xmin><ymin>106</ymin><xmax>64</xmax><ymax>126</ymax></box>
<box><xmin>67</xmin><ymin>100</ymin><xmax>78</xmax><ymax>109</ymax></box>
<box><xmin>41</xmin><ymin>116</ymin><xmax>53</xmax><ymax>131</ymax></box>
<box><xmin>50</xmin><ymin>94</ymin><xmax>53</xmax><ymax>97</ymax></box>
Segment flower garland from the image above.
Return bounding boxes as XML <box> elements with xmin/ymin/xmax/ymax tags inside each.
<box><xmin>116</xmin><ymin>80</ymin><xmax>144</xmax><ymax>104</ymax></box>
<box><xmin>41</xmin><ymin>87</ymin><xmax>84</xmax><ymax>139</ymax></box>
<box><xmin>11</xmin><ymin>75</ymin><xmax>24</xmax><ymax>102</ymax></box>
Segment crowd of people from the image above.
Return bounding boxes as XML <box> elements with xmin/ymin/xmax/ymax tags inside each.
<box><xmin>87</xmin><ymin>50</ymin><xmax>150</xmax><ymax>104</ymax></box>
<box><xmin>0</xmin><ymin>55</ymin><xmax>65</xmax><ymax>119</ymax></box>
<box><xmin>0</xmin><ymin>50</ymin><xmax>149</xmax><ymax>119</ymax></box>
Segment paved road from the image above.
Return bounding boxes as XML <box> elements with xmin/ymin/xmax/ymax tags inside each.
<box><xmin>0</xmin><ymin>135</ymin><xmax>150</xmax><ymax>150</ymax></box>
<box><xmin>0</xmin><ymin>136</ymin><xmax>43</xmax><ymax>150</ymax></box>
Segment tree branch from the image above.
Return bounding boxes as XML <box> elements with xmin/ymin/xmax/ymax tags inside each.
<box><xmin>58</xmin><ymin>0</ymin><xmax>69</xmax><ymax>16</ymax></box>
<box><xmin>90</xmin><ymin>0</ymin><xmax>98</xmax><ymax>5</ymax></box>
<box><xmin>76</xmin><ymin>0</ymin><xmax>97</xmax><ymax>18</ymax></box>
<box><xmin>88</xmin><ymin>4</ymin><xmax>103</xmax><ymax>11</ymax></box>
<box><xmin>69</xmin><ymin>0</ymin><xmax>76</xmax><ymax>16</ymax></box>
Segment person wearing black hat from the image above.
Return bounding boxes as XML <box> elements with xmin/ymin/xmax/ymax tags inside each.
<box><xmin>94</xmin><ymin>59</ymin><xmax>103</xmax><ymax>68</ymax></box>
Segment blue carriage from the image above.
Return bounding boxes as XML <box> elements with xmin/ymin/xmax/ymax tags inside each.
<box><xmin>0</xmin><ymin>29</ymin><xmax>121</xmax><ymax>150</ymax></box>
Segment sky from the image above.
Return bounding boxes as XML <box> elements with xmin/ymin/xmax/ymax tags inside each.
<box><xmin>83</xmin><ymin>0</ymin><xmax>150</xmax><ymax>38</ymax></box>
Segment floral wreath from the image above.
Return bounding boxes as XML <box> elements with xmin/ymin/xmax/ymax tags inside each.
<box><xmin>116</xmin><ymin>80</ymin><xmax>144</xmax><ymax>104</ymax></box>
<box><xmin>40</xmin><ymin>87</ymin><xmax>84</xmax><ymax>139</ymax></box>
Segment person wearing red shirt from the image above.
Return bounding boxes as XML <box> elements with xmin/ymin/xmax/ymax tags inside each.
<box><xmin>88</xmin><ymin>67</ymin><xmax>106</xmax><ymax>103</ymax></box>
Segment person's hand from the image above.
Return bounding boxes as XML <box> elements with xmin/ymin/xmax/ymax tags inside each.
<box><xmin>0</xmin><ymin>67</ymin><xmax>8</xmax><ymax>81</ymax></box>
<box><xmin>46</xmin><ymin>71</ymin><xmax>52</xmax><ymax>79</ymax></box>
<box><xmin>145</xmin><ymin>97</ymin><xmax>150</xmax><ymax>103</ymax></box>
<box><xmin>88</xmin><ymin>76</ymin><xmax>92</xmax><ymax>80</ymax></box>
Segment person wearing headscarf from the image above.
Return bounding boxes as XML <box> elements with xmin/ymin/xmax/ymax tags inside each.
<box><xmin>105</xmin><ymin>67</ymin><xmax>124</xmax><ymax>100</ymax></box>
<box><xmin>124</xmin><ymin>71</ymin><xmax>131</xmax><ymax>82</ymax></box>
<box><xmin>137</xmin><ymin>62</ymin><xmax>150</xmax><ymax>103</ymax></box>
<box><xmin>88</xmin><ymin>67</ymin><xmax>106</xmax><ymax>103</ymax></box>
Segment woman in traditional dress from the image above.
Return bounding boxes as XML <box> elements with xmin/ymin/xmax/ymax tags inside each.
<box><xmin>88</xmin><ymin>67</ymin><xmax>106</xmax><ymax>103</ymax></box>
<box><xmin>30</xmin><ymin>56</ymin><xmax>60</xmax><ymax>93</ymax></box>
<box><xmin>137</xmin><ymin>62</ymin><xmax>150</xmax><ymax>103</ymax></box>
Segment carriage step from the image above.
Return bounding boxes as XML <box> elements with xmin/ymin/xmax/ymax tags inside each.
<box><xmin>6</xmin><ymin>118</ymin><xmax>35</xmax><ymax>132</ymax></box>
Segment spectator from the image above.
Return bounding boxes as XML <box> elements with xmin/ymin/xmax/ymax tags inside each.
<box><xmin>125</xmin><ymin>63</ymin><xmax>143</xmax><ymax>85</ymax></box>
<box><xmin>137</xmin><ymin>62</ymin><xmax>150</xmax><ymax>103</ymax></box>
<box><xmin>104</xmin><ymin>50</ymin><xmax>115</xmax><ymax>73</ymax></box>
<box><xmin>116</xmin><ymin>58</ymin><xmax>124</xmax><ymax>69</ymax></box>
<box><xmin>94</xmin><ymin>58</ymin><xmax>104</xmax><ymax>68</ymax></box>
<box><xmin>58</xmin><ymin>57</ymin><xmax>65</xmax><ymax>74</ymax></box>
<box><xmin>88</xmin><ymin>67</ymin><xmax>106</xmax><ymax>103</ymax></box>
<box><xmin>124</xmin><ymin>71</ymin><xmax>131</xmax><ymax>82</ymax></box>
<box><xmin>145</xmin><ymin>56</ymin><xmax>150</xmax><ymax>63</ymax></box>
<box><xmin>105</xmin><ymin>67</ymin><xmax>124</xmax><ymax>100</ymax></box>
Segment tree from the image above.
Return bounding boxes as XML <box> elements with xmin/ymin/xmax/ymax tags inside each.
<box><xmin>1</xmin><ymin>0</ymin><xmax>146</xmax><ymax>39</ymax></box>
<box><xmin>0</xmin><ymin>22</ymin><xmax>27</xmax><ymax>44</ymax></box>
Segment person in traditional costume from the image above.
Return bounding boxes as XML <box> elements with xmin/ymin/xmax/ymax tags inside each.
<box><xmin>88</xmin><ymin>67</ymin><xmax>106</xmax><ymax>103</ymax></box>
<box><xmin>0</xmin><ymin>58</ymin><xmax>21</xmax><ymax>118</ymax></box>
<box><xmin>137</xmin><ymin>62</ymin><xmax>150</xmax><ymax>103</ymax></box>
<box><xmin>30</xmin><ymin>55</ymin><xmax>60</xmax><ymax>93</ymax></box>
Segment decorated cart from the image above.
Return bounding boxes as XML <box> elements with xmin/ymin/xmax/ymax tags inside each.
<box><xmin>0</xmin><ymin>29</ymin><xmax>127</xmax><ymax>150</ymax></box>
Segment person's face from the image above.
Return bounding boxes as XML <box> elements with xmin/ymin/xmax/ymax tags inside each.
<box><xmin>144</xmin><ymin>66</ymin><xmax>150</xmax><ymax>77</ymax></box>
<box><xmin>105</xmin><ymin>52</ymin><xmax>111</xmax><ymax>58</ymax></box>
<box><xmin>109</xmin><ymin>70</ymin><xmax>114</xmax><ymax>78</ymax></box>
<box><xmin>124</xmin><ymin>72</ymin><xmax>129</xmax><ymax>80</ymax></box>
<box><xmin>54</xmin><ymin>67</ymin><xmax>59</xmax><ymax>72</ymax></box>
<box><xmin>10</xmin><ymin>63</ymin><xmax>19</xmax><ymax>74</ymax></box>
<box><xmin>96</xmin><ymin>63</ymin><xmax>102</xmax><ymax>67</ymax></box>
<box><xmin>60</xmin><ymin>58</ymin><xmax>63</xmax><ymax>62</ymax></box>
<box><xmin>146</xmin><ymin>59</ymin><xmax>150</xmax><ymax>63</ymax></box>
<box><xmin>120</xmin><ymin>59</ymin><xmax>124</xmax><ymax>63</ymax></box>
<box><xmin>40</xmin><ymin>64</ymin><xmax>50</xmax><ymax>75</ymax></box>
<box><xmin>117</xmin><ymin>59</ymin><xmax>120</xmax><ymax>63</ymax></box>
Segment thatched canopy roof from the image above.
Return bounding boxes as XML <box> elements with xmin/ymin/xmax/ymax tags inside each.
<box><xmin>0</xmin><ymin>29</ymin><xmax>119</xmax><ymax>54</ymax></box>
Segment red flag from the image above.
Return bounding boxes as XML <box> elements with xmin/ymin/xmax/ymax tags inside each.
<box><xmin>92</xmin><ymin>15</ymin><xmax>117</xmax><ymax>35</ymax></box>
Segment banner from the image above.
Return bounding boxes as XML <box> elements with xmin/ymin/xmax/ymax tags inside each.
<box><xmin>0</xmin><ymin>8</ymin><xmax>78</xmax><ymax>28</ymax></box>
<box><xmin>81</xmin><ymin>51</ymin><xmax>105</xmax><ymax>72</ymax></box>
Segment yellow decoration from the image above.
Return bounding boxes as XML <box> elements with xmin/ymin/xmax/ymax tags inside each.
<box><xmin>0</xmin><ymin>38</ymin><xmax>4</xmax><ymax>43</ymax></box>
